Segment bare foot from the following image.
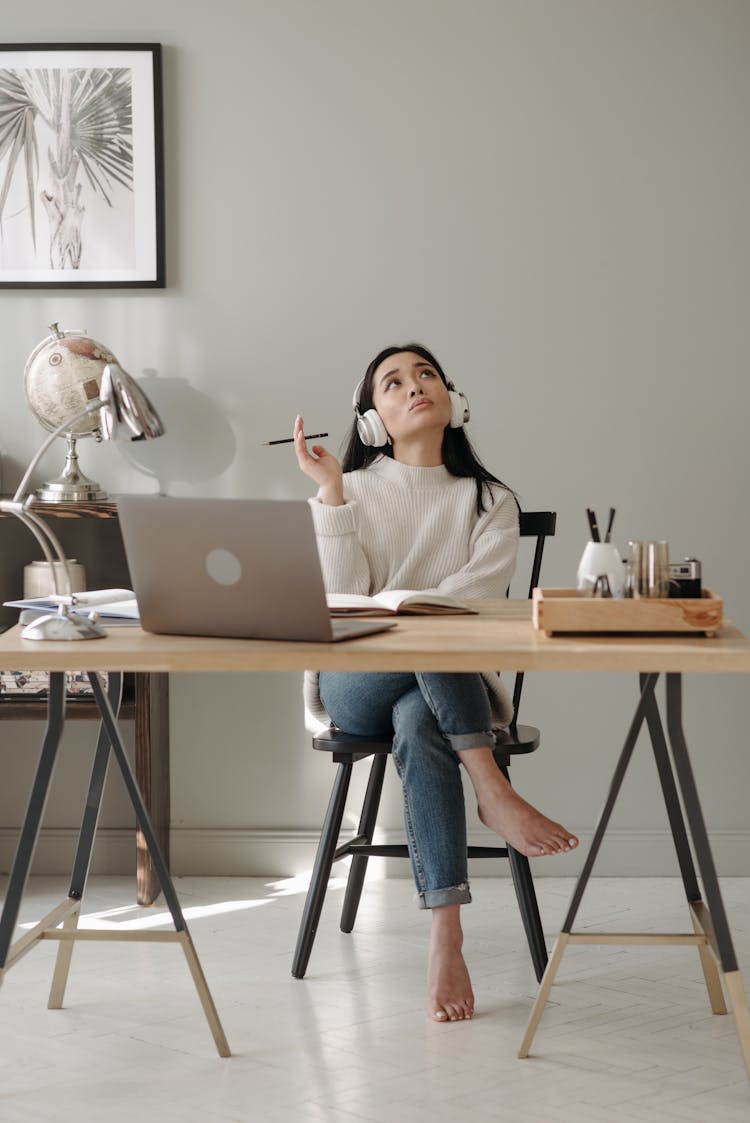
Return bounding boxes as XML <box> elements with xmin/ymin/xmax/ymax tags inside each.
<box><xmin>477</xmin><ymin>783</ymin><xmax>578</xmax><ymax>857</ymax></box>
<box><xmin>458</xmin><ymin>747</ymin><xmax>578</xmax><ymax>858</ymax></box>
<box><xmin>427</xmin><ymin>910</ymin><xmax>474</xmax><ymax>1023</ymax></box>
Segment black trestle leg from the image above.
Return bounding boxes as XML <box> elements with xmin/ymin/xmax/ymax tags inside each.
<box><xmin>665</xmin><ymin>674</ymin><xmax>738</xmax><ymax>972</ymax></box>
<box><xmin>87</xmin><ymin>672</ymin><xmax>187</xmax><ymax>932</ymax></box>
<box><xmin>561</xmin><ymin>674</ymin><xmax>657</xmax><ymax>933</ymax></box>
<box><xmin>0</xmin><ymin>673</ymin><xmax>66</xmax><ymax>971</ymax></box>
<box><xmin>640</xmin><ymin>673</ymin><xmax>702</xmax><ymax>903</ymax></box>
<box><xmin>67</xmin><ymin>673</ymin><xmax>124</xmax><ymax>900</ymax></box>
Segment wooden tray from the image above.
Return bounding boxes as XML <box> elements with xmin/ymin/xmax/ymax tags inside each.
<box><xmin>532</xmin><ymin>588</ymin><xmax>723</xmax><ymax>636</ymax></box>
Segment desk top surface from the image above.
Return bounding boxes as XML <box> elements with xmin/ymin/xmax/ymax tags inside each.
<box><xmin>0</xmin><ymin>601</ymin><xmax>749</xmax><ymax>674</ymax></box>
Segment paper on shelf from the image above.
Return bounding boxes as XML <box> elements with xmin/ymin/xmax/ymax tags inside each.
<box><xmin>4</xmin><ymin>588</ymin><xmax>140</xmax><ymax>620</ymax></box>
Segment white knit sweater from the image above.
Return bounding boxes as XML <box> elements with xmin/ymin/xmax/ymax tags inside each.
<box><xmin>304</xmin><ymin>455</ymin><xmax>520</xmax><ymax>733</ymax></box>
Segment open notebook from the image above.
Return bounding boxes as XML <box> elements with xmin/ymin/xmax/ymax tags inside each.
<box><xmin>116</xmin><ymin>495</ymin><xmax>396</xmax><ymax>643</ymax></box>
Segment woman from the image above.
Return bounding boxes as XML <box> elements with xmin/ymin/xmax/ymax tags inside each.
<box><xmin>294</xmin><ymin>343</ymin><xmax>577</xmax><ymax>1023</ymax></box>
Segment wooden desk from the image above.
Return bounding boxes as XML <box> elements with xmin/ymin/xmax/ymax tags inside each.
<box><xmin>1</xmin><ymin>598</ymin><xmax>749</xmax><ymax>674</ymax></box>
<box><xmin>1</xmin><ymin>602</ymin><xmax>749</xmax><ymax>1072</ymax></box>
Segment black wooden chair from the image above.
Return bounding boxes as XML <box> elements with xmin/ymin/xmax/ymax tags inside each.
<box><xmin>292</xmin><ymin>510</ymin><xmax>557</xmax><ymax>982</ymax></box>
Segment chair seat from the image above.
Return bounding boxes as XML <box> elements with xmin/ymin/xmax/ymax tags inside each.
<box><xmin>313</xmin><ymin>723</ymin><xmax>540</xmax><ymax>760</ymax></box>
<box><xmin>313</xmin><ymin>728</ymin><xmax>394</xmax><ymax>758</ymax></box>
<box><xmin>494</xmin><ymin>723</ymin><xmax>541</xmax><ymax>755</ymax></box>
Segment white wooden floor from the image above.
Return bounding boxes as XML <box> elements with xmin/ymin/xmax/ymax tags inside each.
<box><xmin>1</xmin><ymin>874</ymin><xmax>749</xmax><ymax>1122</ymax></box>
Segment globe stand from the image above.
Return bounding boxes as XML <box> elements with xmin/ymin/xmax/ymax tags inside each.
<box><xmin>34</xmin><ymin>434</ymin><xmax>108</xmax><ymax>503</ymax></box>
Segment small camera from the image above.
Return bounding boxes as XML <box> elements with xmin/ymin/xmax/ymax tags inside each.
<box><xmin>668</xmin><ymin>558</ymin><xmax>702</xmax><ymax>598</ymax></box>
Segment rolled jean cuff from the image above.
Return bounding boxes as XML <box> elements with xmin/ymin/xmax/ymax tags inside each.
<box><xmin>417</xmin><ymin>882</ymin><xmax>472</xmax><ymax>910</ymax></box>
<box><xmin>445</xmin><ymin>730</ymin><xmax>495</xmax><ymax>752</ymax></box>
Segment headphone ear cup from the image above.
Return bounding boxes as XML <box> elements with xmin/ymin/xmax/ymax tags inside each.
<box><xmin>357</xmin><ymin>408</ymin><xmax>389</xmax><ymax>447</ymax></box>
<box><xmin>448</xmin><ymin>389</ymin><xmax>470</xmax><ymax>429</ymax></box>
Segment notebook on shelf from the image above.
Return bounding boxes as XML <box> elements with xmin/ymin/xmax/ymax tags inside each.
<box><xmin>116</xmin><ymin>495</ymin><xmax>396</xmax><ymax>644</ymax></box>
<box><xmin>5</xmin><ymin>589</ymin><xmax>140</xmax><ymax>626</ymax></box>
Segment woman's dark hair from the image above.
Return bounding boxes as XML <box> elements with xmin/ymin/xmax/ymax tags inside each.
<box><xmin>341</xmin><ymin>342</ymin><xmax>516</xmax><ymax>514</ymax></box>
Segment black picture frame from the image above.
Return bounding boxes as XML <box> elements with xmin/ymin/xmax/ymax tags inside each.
<box><xmin>0</xmin><ymin>43</ymin><xmax>165</xmax><ymax>289</ymax></box>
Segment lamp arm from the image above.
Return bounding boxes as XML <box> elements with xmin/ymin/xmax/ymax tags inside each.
<box><xmin>21</xmin><ymin>507</ymin><xmax>75</xmax><ymax>596</ymax></box>
<box><xmin>0</xmin><ymin>499</ymin><xmax>105</xmax><ymax>638</ymax></box>
<box><xmin>12</xmin><ymin>399</ymin><xmax>103</xmax><ymax>504</ymax></box>
<box><xmin>0</xmin><ymin>502</ymin><xmax>65</xmax><ymax>595</ymax></box>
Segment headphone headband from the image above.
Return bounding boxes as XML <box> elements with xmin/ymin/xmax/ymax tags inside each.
<box><xmin>352</xmin><ymin>373</ymin><xmax>469</xmax><ymax>447</ymax></box>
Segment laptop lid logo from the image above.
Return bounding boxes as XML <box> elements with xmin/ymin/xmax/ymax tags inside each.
<box><xmin>205</xmin><ymin>548</ymin><xmax>242</xmax><ymax>586</ymax></box>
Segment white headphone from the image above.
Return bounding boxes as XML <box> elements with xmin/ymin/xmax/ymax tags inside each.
<box><xmin>352</xmin><ymin>378</ymin><xmax>470</xmax><ymax>448</ymax></box>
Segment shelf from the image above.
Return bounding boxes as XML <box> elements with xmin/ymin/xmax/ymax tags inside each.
<box><xmin>0</xmin><ymin>699</ymin><xmax>137</xmax><ymax>720</ymax></box>
<box><xmin>0</xmin><ymin>498</ymin><xmax>119</xmax><ymax>519</ymax></box>
<box><xmin>0</xmin><ymin>672</ymin><xmax>136</xmax><ymax>720</ymax></box>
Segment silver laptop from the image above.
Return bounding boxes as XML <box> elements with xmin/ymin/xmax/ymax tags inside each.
<box><xmin>116</xmin><ymin>495</ymin><xmax>396</xmax><ymax>643</ymax></box>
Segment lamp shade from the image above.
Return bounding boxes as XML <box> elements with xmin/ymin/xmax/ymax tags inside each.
<box><xmin>98</xmin><ymin>363</ymin><xmax>166</xmax><ymax>442</ymax></box>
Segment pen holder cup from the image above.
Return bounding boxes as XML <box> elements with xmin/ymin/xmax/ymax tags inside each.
<box><xmin>576</xmin><ymin>542</ymin><xmax>625</xmax><ymax>598</ymax></box>
<box><xmin>625</xmin><ymin>540</ymin><xmax>670</xmax><ymax>598</ymax></box>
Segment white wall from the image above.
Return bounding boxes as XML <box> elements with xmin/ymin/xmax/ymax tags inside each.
<box><xmin>1</xmin><ymin>0</ymin><xmax>749</xmax><ymax>877</ymax></box>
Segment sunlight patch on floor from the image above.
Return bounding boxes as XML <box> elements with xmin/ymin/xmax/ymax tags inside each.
<box><xmin>19</xmin><ymin>896</ymin><xmax>273</xmax><ymax>931</ymax></box>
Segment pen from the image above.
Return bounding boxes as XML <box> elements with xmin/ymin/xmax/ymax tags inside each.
<box><xmin>262</xmin><ymin>432</ymin><xmax>329</xmax><ymax>446</ymax></box>
<box><xmin>586</xmin><ymin>508</ymin><xmax>600</xmax><ymax>542</ymax></box>
<box><xmin>604</xmin><ymin>507</ymin><xmax>616</xmax><ymax>543</ymax></box>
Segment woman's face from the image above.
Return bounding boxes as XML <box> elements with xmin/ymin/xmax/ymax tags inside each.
<box><xmin>371</xmin><ymin>351</ymin><xmax>452</xmax><ymax>444</ymax></box>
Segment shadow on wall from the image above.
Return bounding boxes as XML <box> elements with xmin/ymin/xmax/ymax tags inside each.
<box><xmin>117</xmin><ymin>372</ymin><xmax>236</xmax><ymax>493</ymax></box>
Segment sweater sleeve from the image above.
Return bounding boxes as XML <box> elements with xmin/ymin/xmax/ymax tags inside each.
<box><xmin>429</xmin><ymin>487</ymin><xmax>520</xmax><ymax>600</ymax></box>
<box><xmin>307</xmin><ymin>496</ymin><xmax>371</xmax><ymax>595</ymax></box>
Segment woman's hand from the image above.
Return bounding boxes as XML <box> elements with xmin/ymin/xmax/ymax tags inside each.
<box><xmin>293</xmin><ymin>415</ymin><xmax>344</xmax><ymax>506</ymax></box>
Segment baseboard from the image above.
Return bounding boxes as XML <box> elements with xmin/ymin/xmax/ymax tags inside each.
<box><xmin>0</xmin><ymin>827</ymin><xmax>136</xmax><ymax>876</ymax></box>
<box><xmin>4</xmin><ymin>826</ymin><xmax>748</xmax><ymax>879</ymax></box>
<box><xmin>170</xmin><ymin>827</ymin><xmax>750</xmax><ymax>878</ymax></box>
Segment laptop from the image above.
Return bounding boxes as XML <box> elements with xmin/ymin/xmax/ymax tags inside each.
<box><xmin>116</xmin><ymin>495</ymin><xmax>396</xmax><ymax>643</ymax></box>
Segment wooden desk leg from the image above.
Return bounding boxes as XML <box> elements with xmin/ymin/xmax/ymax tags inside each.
<box><xmin>665</xmin><ymin>673</ymin><xmax>750</xmax><ymax>1081</ymax></box>
<box><xmin>518</xmin><ymin>674</ymin><xmax>658</xmax><ymax>1058</ymax></box>
<box><xmin>135</xmin><ymin>673</ymin><xmax>170</xmax><ymax>907</ymax></box>
<box><xmin>520</xmin><ymin>674</ymin><xmax>750</xmax><ymax>1084</ymax></box>
<box><xmin>88</xmin><ymin>672</ymin><xmax>229</xmax><ymax>1057</ymax></box>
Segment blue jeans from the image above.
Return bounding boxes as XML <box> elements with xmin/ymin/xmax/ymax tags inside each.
<box><xmin>318</xmin><ymin>671</ymin><xmax>495</xmax><ymax>909</ymax></box>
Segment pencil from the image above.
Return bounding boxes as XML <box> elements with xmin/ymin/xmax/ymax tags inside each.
<box><xmin>586</xmin><ymin>508</ymin><xmax>600</xmax><ymax>542</ymax></box>
<box><xmin>604</xmin><ymin>507</ymin><xmax>616</xmax><ymax>543</ymax></box>
<box><xmin>262</xmin><ymin>432</ymin><xmax>329</xmax><ymax>446</ymax></box>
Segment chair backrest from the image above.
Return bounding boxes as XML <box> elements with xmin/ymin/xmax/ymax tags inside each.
<box><xmin>510</xmin><ymin>510</ymin><xmax>557</xmax><ymax>724</ymax></box>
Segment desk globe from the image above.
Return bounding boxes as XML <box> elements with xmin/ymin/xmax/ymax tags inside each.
<box><xmin>24</xmin><ymin>322</ymin><xmax>119</xmax><ymax>502</ymax></box>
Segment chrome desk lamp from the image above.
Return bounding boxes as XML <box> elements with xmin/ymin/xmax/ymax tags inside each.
<box><xmin>0</xmin><ymin>362</ymin><xmax>165</xmax><ymax>641</ymax></box>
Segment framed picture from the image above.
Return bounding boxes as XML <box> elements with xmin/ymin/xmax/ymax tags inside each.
<box><xmin>0</xmin><ymin>43</ymin><xmax>165</xmax><ymax>288</ymax></box>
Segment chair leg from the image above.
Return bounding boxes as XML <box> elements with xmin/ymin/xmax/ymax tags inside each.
<box><xmin>292</xmin><ymin>760</ymin><xmax>353</xmax><ymax>979</ymax></box>
<box><xmin>506</xmin><ymin>845</ymin><xmax>548</xmax><ymax>982</ymax></box>
<box><xmin>498</xmin><ymin>762</ymin><xmax>548</xmax><ymax>982</ymax></box>
<box><xmin>340</xmin><ymin>754</ymin><xmax>388</xmax><ymax>934</ymax></box>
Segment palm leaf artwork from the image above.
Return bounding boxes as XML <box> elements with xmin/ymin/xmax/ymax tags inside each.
<box><xmin>0</xmin><ymin>66</ymin><xmax>133</xmax><ymax>269</ymax></box>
